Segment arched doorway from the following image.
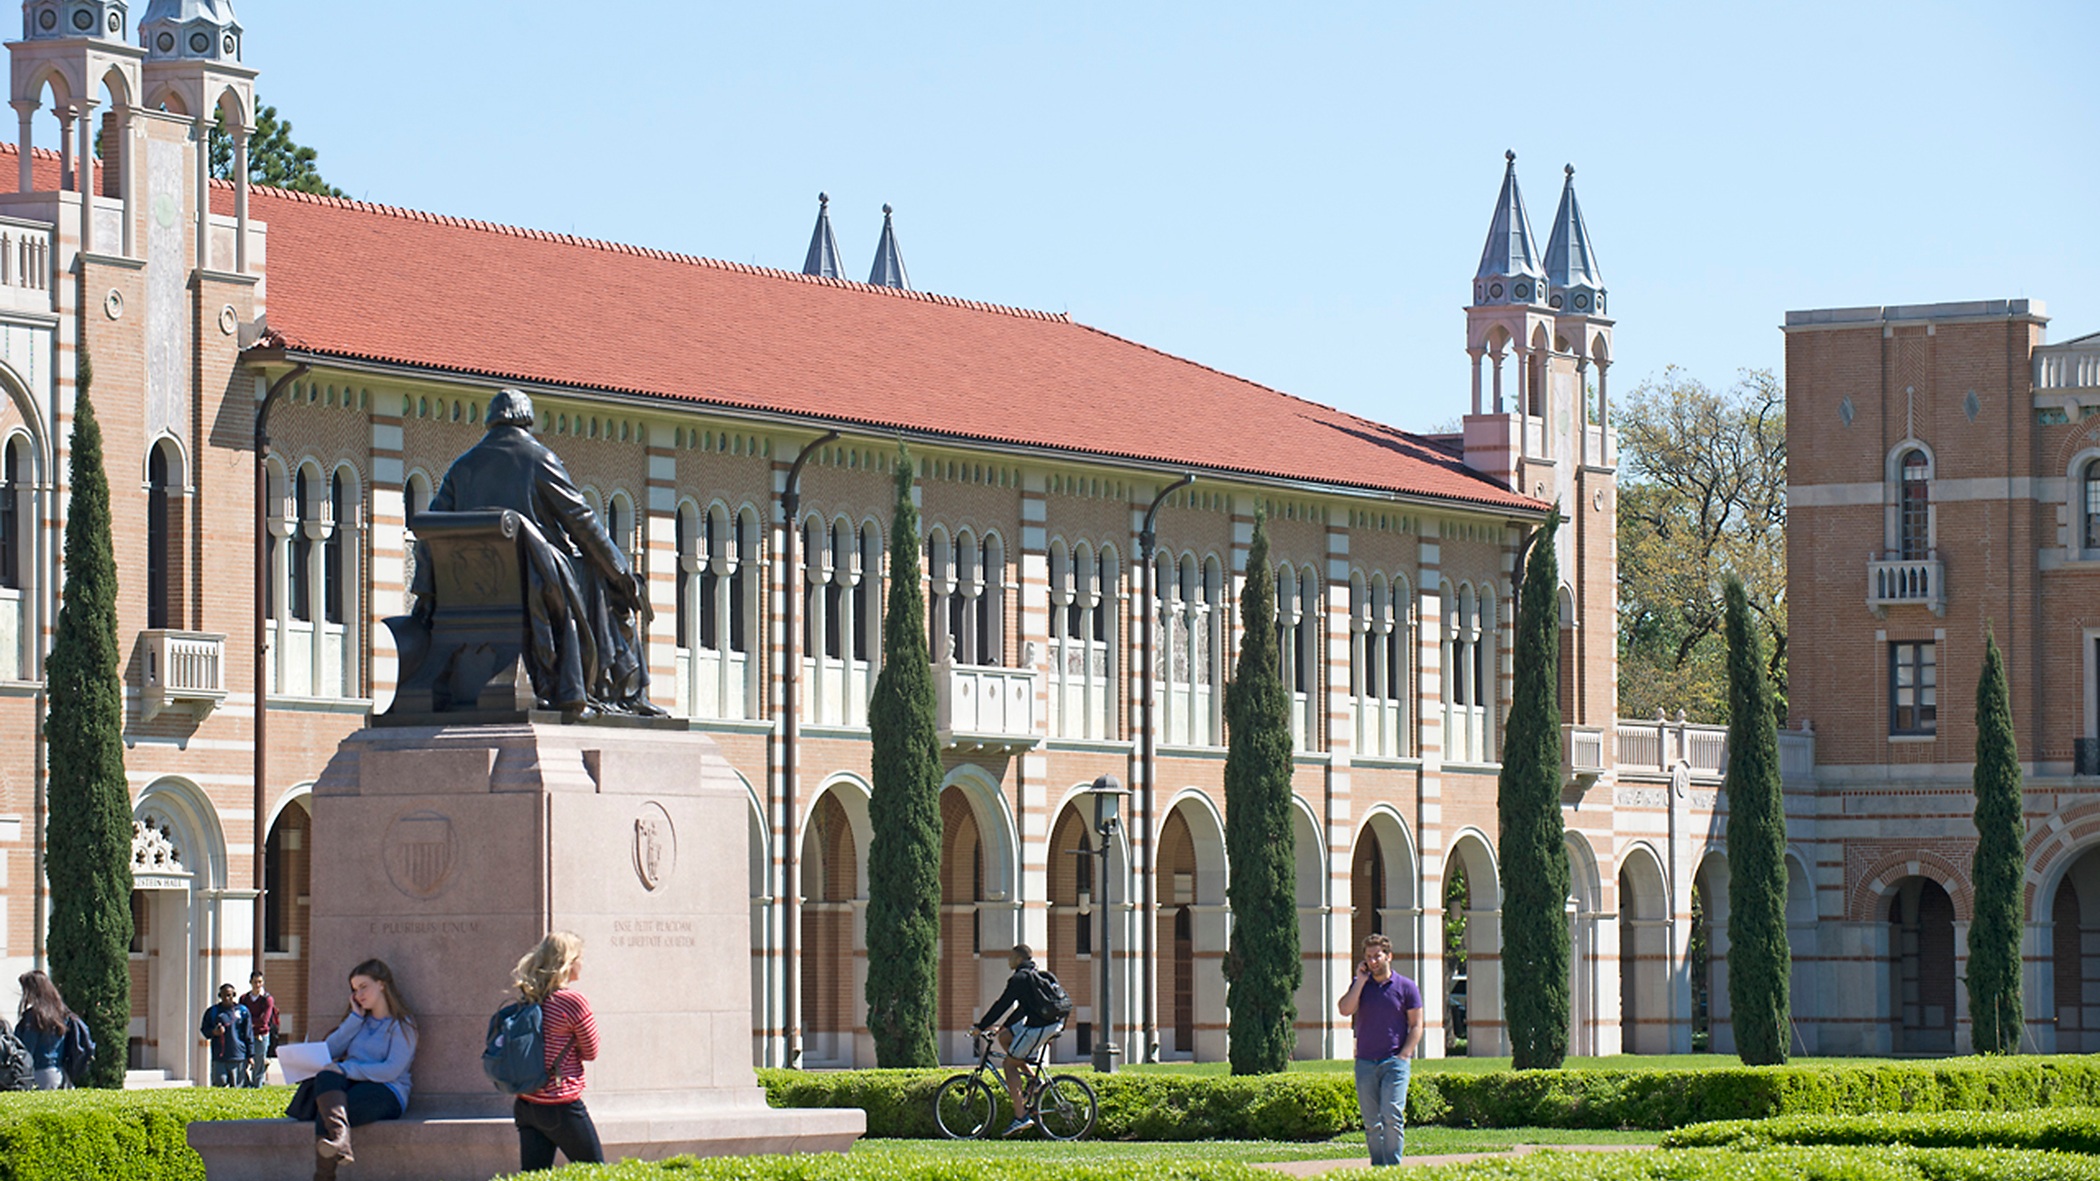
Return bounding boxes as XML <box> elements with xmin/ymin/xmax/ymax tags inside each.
<box><xmin>128</xmin><ymin>781</ymin><xmax>226</xmax><ymax>1082</ymax></box>
<box><xmin>748</xmin><ymin>786</ymin><xmax>773</xmax><ymax>1067</ymax></box>
<box><xmin>1567</xmin><ymin>835</ymin><xmax>1604</xmax><ymax>1056</ymax></box>
<box><xmin>1291</xmin><ymin>801</ymin><xmax>1329</xmax><ymax>1060</ymax></box>
<box><xmin>1887</xmin><ymin>876</ymin><xmax>1957</xmax><ymax>1054</ymax></box>
<box><xmin>2053</xmin><ymin>846</ymin><xmax>2100</xmax><ymax>1052</ymax></box>
<box><xmin>1443</xmin><ymin>832</ymin><xmax>1501</xmax><ymax>1056</ymax></box>
<box><xmin>260</xmin><ymin>793</ymin><xmax>313</xmax><ymax>1046</ymax></box>
<box><xmin>1047</xmin><ymin>801</ymin><xmax>1096</xmax><ymax>1064</ymax></box>
<box><xmin>939</xmin><ymin>786</ymin><xmax>987</xmax><ymax>1056</ymax></box>
<box><xmin>1616</xmin><ymin>846</ymin><xmax>1671</xmax><ymax>1054</ymax></box>
<box><xmin>799</xmin><ymin>784</ymin><xmax>866</xmax><ymax>1067</ymax></box>
<box><xmin>1156</xmin><ymin>794</ymin><xmax>1228</xmax><ymax>1061</ymax></box>
<box><xmin>1350</xmin><ymin>808</ymin><xmax>1421</xmax><ymax>1010</ymax></box>
<box><xmin>1692</xmin><ymin>853</ymin><xmax>1731</xmax><ymax>1054</ymax></box>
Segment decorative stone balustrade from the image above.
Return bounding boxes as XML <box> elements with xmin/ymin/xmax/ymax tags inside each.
<box><xmin>1868</xmin><ymin>556</ymin><xmax>1944</xmax><ymax>615</ymax></box>
<box><xmin>142</xmin><ymin>630</ymin><xmax>227</xmax><ymax>721</ymax></box>
<box><xmin>935</xmin><ymin>660</ymin><xmax>1039</xmax><ymax>750</ymax></box>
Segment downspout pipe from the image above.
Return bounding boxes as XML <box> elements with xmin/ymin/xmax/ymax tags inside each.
<box><xmin>252</xmin><ymin>362</ymin><xmax>309</xmax><ymax>973</ymax></box>
<box><xmin>1136</xmin><ymin>472</ymin><xmax>1192</xmax><ymax>1064</ymax></box>
<box><xmin>779</xmin><ymin>428</ymin><xmax>837</xmax><ymax>1068</ymax></box>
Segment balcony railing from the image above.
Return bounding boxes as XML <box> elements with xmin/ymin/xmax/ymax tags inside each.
<box><xmin>1563</xmin><ymin>725</ymin><xmax>1606</xmax><ymax>780</ymax></box>
<box><xmin>142</xmin><ymin>630</ymin><xmax>227</xmax><ymax>721</ymax></box>
<box><xmin>1615</xmin><ymin>714</ymin><xmax>1728</xmax><ymax>777</ymax></box>
<box><xmin>1868</xmin><ymin>556</ymin><xmax>1945</xmax><ymax>616</ymax></box>
<box><xmin>1779</xmin><ymin>727</ymin><xmax>1816</xmax><ymax>785</ymax></box>
<box><xmin>935</xmin><ymin>660</ymin><xmax>1039</xmax><ymax>750</ymax></box>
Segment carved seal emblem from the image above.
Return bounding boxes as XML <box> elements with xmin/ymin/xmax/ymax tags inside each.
<box><xmin>633</xmin><ymin>801</ymin><xmax>676</xmax><ymax>892</ymax></box>
<box><xmin>383</xmin><ymin>810</ymin><xmax>460</xmax><ymax>900</ymax></box>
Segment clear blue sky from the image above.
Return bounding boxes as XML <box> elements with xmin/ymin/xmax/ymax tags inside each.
<box><xmin>147</xmin><ymin>1</ymin><xmax>2100</xmax><ymax>431</ymax></box>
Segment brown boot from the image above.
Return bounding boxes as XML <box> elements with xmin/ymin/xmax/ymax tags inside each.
<box><xmin>313</xmin><ymin>1152</ymin><xmax>339</xmax><ymax>1181</ymax></box>
<box><xmin>316</xmin><ymin>1091</ymin><xmax>355</xmax><ymax>1165</ymax></box>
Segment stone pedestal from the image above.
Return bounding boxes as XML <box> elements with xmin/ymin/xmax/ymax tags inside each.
<box><xmin>190</xmin><ymin>723</ymin><xmax>861</xmax><ymax>1181</ymax></box>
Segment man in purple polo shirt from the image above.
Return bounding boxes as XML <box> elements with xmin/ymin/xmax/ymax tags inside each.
<box><xmin>1337</xmin><ymin>932</ymin><xmax>1422</xmax><ymax>1166</ymax></box>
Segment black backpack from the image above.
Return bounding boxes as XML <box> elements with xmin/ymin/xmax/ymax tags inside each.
<box><xmin>1021</xmin><ymin>968</ymin><xmax>1073</xmax><ymax>1024</ymax></box>
<box><xmin>482</xmin><ymin>1000</ymin><xmax>549</xmax><ymax>1095</ymax></box>
<box><xmin>0</xmin><ymin>1024</ymin><xmax>32</xmax><ymax>1092</ymax></box>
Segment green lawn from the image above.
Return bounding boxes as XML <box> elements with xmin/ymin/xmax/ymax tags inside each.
<box><xmin>1123</xmin><ymin>1054</ymin><xmax>1895</xmax><ymax>1076</ymax></box>
<box><xmin>851</xmin><ymin>1127</ymin><xmax>1658</xmax><ymax>1163</ymax></box>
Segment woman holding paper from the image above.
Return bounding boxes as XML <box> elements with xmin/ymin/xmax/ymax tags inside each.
<box><xmin>308</xmin><ymin>958</ymin><xmax>417</xmax><ymax>1181</ymax></box>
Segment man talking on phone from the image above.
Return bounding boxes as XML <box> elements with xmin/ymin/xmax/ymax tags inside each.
<box><xmin>1337</xmin><ymin>933</ymin><xmax>1422</xmax><ymax>1166</ymax></box>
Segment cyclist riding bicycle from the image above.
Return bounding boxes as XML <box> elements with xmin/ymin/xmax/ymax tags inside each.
<box><xmin>970</xmin><ymin>944</ymin><xmax>1068</xmax><ymax>1136</ymax></box>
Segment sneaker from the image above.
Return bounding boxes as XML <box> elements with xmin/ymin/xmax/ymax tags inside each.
<box><xmin>1002</xmin><ymin>1115</ymin><xmax>1036</xmax><ymax>1137</ymax></box>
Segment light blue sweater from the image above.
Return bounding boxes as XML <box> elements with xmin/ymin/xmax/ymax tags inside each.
<box><xmin>323</xmin><ymin>1012</ymin><xmax>417</xmax><ymax>1112</ymax></box>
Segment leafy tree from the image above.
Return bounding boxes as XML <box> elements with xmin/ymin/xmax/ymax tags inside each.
<box><xmin>44</xmin><ymin>350</ymin><xmax>132</xmax><ymax>1087</ymax></box>
<box><xmin>1617</xmin><ymin>368</ymin><xmax>1786</xmax><ymax>724</ymax></box>
<box><xmin>1968</xmin><ymin>628</ymin><xmax>2024</xmax><ymax>1054</ymax></box>
<box><xmin>1498</xmin><ymin>511</ymin><xmax>1570</xmax><ymax>1069</ymax></box>
<box><xmin>864</xmin><ymin>447</ymin><xmax>941</xmax><ymax>1067</ymax></box>
<box><xmin>1222</xmin><ymin>509</ymin><xmax>1298</xmax><ymax>1075</ymax></box>
<box><xmin>210</xmin><ymin>101</ymin><xmax>344</xmax><ymax>197</ymax></box>
<box><xmin>1722</xmin><ymin>576</ymin><xmax>1789</xmax><ymax>1065</ymax></box>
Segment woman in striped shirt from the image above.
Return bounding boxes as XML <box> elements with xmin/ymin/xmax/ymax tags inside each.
<box><xmin>510</xmin><ymin>932</ymin><xmax>604</xmax><ymax>1170</ymax></box>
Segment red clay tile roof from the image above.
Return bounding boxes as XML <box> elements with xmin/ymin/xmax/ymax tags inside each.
<box><xmin>219</xmin><ymin>181</ymin><xmax>1542</xmax><ymax>512</ymax></box>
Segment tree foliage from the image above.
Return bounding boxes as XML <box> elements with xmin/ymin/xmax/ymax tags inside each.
<box><xmin>44</xmin><ymin>351</ymin><xmax>132</xmax><ymax>1087</ymax></box>
<box><xmin>1722</xmin><ymin>576</ymin><xmax>1790</xmax><ymax>1066</ymax></box>
<box><xmin>1968</xmin><ymin>628</ymin><xmax>2024</xmax><ymax>1054</ymax></box>
<box><xmin>864</xmin><ymin>447</ymin><xmax>941</xmax><ymax>1067</ymax></box>
<box><xmin>1617</xmin><ymin>368</ymin><xmax>1786</xmax><ymax>724</ymax></box>
<box><xmin>1498</xmin><ymin>511</ymin><xmax>1570</xmax><ymax>1070</ymax></box>
<box><xmin>209</xmin><ymin>101</ymin><xmax>344</xmax><ymax>197</ymax></box>
<box><xmin>1222</xmin><ymin>510</ymin><xmax>1298</xmax><ymax>1075</ymax></box>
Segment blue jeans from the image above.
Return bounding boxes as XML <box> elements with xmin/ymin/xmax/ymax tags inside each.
<box><xmin>1354</xmin><ymin>1055</ymin><xmax>1412</xmax><ymax>1166</ymax></box>
<box><xmin>210</xmin><ymin>1059</ymin><xmax>247</xmax><ymax>1088</ymax></box>
<box><xmin>245</xmin><ymin>1034</ymin><xmax>272</xmax><ymax>1087</ymax></box>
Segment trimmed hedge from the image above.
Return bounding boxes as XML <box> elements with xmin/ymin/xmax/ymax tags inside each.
<box><xmin>508</xmin><ymin>1159</ymin><xmax>1269</xmax><ymax>1181</ymax></box>
<box><xmin>757</xmin><ymin>1068</ymin><xmax>1359</xmax><ymax>1140</ymax></box>
<box><xmin>0</xmin><ymin>1086</ymin><xmax>288</xmax><ymax>1181</ymax></box>
<box><xmin>765</xmin><ymin>1056</ymin><xmax>2100</xmax><ymax>1137</ymax></box>
<box><xmin>1395</xmin><ymin>1146</ymin><xmax>2100</xmax><ymax>1181</ymax></box>
<box><xmin>1662</xmin><ymin>1108</ymin><xmax>2100</xmax><ymax>1153</ymax></box>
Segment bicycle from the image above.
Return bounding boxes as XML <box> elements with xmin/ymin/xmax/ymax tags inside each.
<box><xmin>934</xmin><ymin>1026</ymin><xmax>1098</xmax><ymax>1140</ymax></box>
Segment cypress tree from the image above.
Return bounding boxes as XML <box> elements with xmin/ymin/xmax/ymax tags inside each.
<box><xmin>1222</xmin><ymin>509</ymin><xmax>1299</xmax><ymax>1075</ymax></box>
<box><xmin>864</xmin><ymin>447</ymin><xmax>941</xmax><ymax>1067</ymax></box>
<box><xmin>44</xmin><ymin>352</ymin><xmax>132</xmax><ymax>1088</ymax></box>
<box><xmin>1722</xmin><ymin>575</ymin><xmax>1789</xmax><ymax>1065</ymax></box>
<box><xmin>1968</xmin><ymin>627</ymin><xmax>2024</xmax><ymax>1054</ymax></box>
<box><xmin>1498</xmin><ymin>511</ymin><xmax>1570</xmax><ymax>1070</ymax></box>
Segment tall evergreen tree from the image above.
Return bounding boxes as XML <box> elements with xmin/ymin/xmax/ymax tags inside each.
<box><xmin>209</xmin><ymin>101</ymin><xmax>345</xmax><ymax>197</ymax></box>
<box><xmin>1723</xmin><ymin>576</ymin><xmax>1790</xmax><ymax>1065</ymax></box>
<box><xmin>44</xmin><ymin>352</ymin><xmax>132</xmax><ymax>1087</ymax></box>
<box><xmin>1498</xmin><ymin>511</ymin><xmax>1570</xmax><ymax>1069</ymax></box>
<box><xmin>1222</xmin><ymin>509</ymin><xmax>1299</xmax><ymax>1075</ymax></box>
<box><xmin>1968</xmin><ymin>627</ymin><xmax>2024</xmax><ymax>1054</ymax></box>
<box><xmin>864</xmin><ymin>447</ymin><xmax>941</xmax><ymax>1067</ymax></box>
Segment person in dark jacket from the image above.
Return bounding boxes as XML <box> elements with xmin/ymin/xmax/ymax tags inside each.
<box><xmin>15</xmin><ymin>971</ymin><xmax>82</xmax><ymax>1090</ymax></box>
<box><xmin>200</xmin><ymin>983</ymin><xmax>254</xmax><ymax>1087</ymax></box>
<box><xmin>971</xmin><ymin>944</ymin><xmax>1066</xmax><ymax>1136</ymax></box>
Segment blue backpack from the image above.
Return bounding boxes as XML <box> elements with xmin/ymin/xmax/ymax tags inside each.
<box><xmin>481</xmin><ymin>1000</ymin><xmax>547</xmax><ymax>1095</ymax></box>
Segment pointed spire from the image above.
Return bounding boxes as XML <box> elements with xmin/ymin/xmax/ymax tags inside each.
<box><xmin>867</xmin><ymin>204</ymin><xmax>910</xmax><ymax>290</ymax></box>
<box><xmin>802</xmin><ymin>192</ymin><xmax>842</xmax><ymax>279</ymax></box>
<box><xmin>1543</xmin><ymin>164</ymin><xmax>1605</xmax><ymax>314</ymax></box>
<box><xmin>1472</xmin><ymin>150</ymin><xmax>1545</xmax><ymax>305</ymax></box>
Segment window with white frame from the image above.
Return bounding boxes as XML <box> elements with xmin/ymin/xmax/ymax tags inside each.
<box><xmin>403</xmin><ymin>471</ymin><xmax>431</xmax><ymax>614</ymax></box>
<box><xmin>1351</xmin><ymin>571</ymin><xmax>1409</xmax><ymax>758</ymax></box>
<box><xmin>2083</xmin><ymin>459</ymin><xmax>2100</xmax><ymax>555</ymax></box>
<box><xmin>146</xmin><ymin>441</ymin><xmax>176</xmax><ymax>630</ymax></box>
<box><xmin>268</xmin><ymin>461</ymin><xmax>360</xmax><ymax>698</ymax></box>
<box><xmin>0</xmin><ymin>433</ymin><xmax>31</xmax><ymax>681</ymax></box>
<box><xmin>1898</xmin><ymin>449</ymin><xmax>1931</xmax><ymax>560</ymax></box>
<box><xmin>1154</xmin><ymin>551</ymin><xmax>1222</xmax><ymax>746</ymax></box>
<box><xmin>1049</xmin><ymin>539</ymin><xmax>1119</xmax><ymax>740</ymax></box>
<box><xmin>802</xmin><ymin>515</ymin><xmax>883</xmax><ymax>726</ymax></box>
<box><xmin>1274</xmin><ymin>563</ymin><xmax>1320</xmax><ymax>750</ymax></box>
<box><xmin>676</xmin><ymin>502</ymin><xmax>760</xmax><ymax>719</ymax></box>
<box><xmin>1890</xmin><ymin>641</ymin><xmax>1936</xmax><ymax>736</ymax></box>
<box><xmin>929</xmin><ymin>527</ymin><xmax>1005</xmax><ymax>666</ymax></box>
<box><xmin>1444</xmin><ymin>582</ymin><xmax>1492</xmax><ymax>762</ymax></box>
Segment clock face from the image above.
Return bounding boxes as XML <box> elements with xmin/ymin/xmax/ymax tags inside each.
<box><xmin>38</xmin><ymin>9</ymin><xmax>57</xmax><ymax>31</ymax></box>
<box><xmin>72</xmin><ymin>8</ymin><xmax>93</xmax><ymax>32</ymax></box>
<box><xmin>1489</xmin><ymin>282</ymin><xmax>1504</xmax><ymax>299</ymax></box>
<box><xmin>1549</xmin><ymin>294</ymin><xmax>1564</xmax><ymax>309</ymax></box>
<box><xmin>1514</xmin><ymin>281</ymin><xmax>1530</xmax><ymax>300</ymax></box>
<box><xmin>156</xmin><ymin>30</ymin><xmax>173</xmax><ymax>51</ymax></box>
<box><xmin>1574</xmin><ymin>293</ymin><xmax>1590</xmax><ymax>311</ymax></box>
<box><xmin>190</xmin><ymin>30</ymin><xmax>209</xmax><ymax>53</ymax></box>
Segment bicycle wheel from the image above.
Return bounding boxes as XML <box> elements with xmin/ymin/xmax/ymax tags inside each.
<box><xmin>934</xmin><ymin>1073</ymin><xmax>999</xmax><ymax>1139</ymax></box>
<box><xmin>1034</xmin><ymin>1074</ymin><xmax>1097</xmax><ymax>1140</ymax></box>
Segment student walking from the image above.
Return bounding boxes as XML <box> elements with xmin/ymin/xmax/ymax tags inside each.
<box><xmin>1337</xmin><ymin>933</ymin><xmax>1423</xmax><ymax>1167</ymax></box>
<box><xmin>200</xmin><ymin>983</ymin><xmax>254</xmax><ymax>1087</ymax></box>
<box><xmin>509</xmin><ymin>932</ymin><xmax>604</xmax><ymax>1172</ymax></box>
<box><xmin>15</xmin><ymin>971</ymin><xmax>90</xmax><ymax>1090</ymax></box>
<box><xmin>241</xmin><ymin>971</ymin><xmax>281</xmax><ymax>1087</ymax></box>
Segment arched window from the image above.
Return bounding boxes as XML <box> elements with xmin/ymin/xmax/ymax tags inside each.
<box><xmin>1351</xmin><ymin>572</ymin><xmax>1409</xmax><ymax>758</ymax></box>
<box><xmin>675</xmin><ymin>505</ymin><xmax>695</xmax><ymax>648</ymax></box>
<box><xmin>0</xmin><ymin>437</ymin><xmax>19</xmax><ymax>590</ymax></box>
<box><xmin>146</xmin><ymin>443</ymin><xmax>173</xmax><ymax>629</ymax></box>
<box><xmin>1049</xmin><ymin>539</ymin><xmax>1118</xmax><ymax>739</ymax></box>
<box><xmin>2084</xmin><ymin>459</ymin><xmax>2100</xmax><ymax>554</ymax></box>
<box><xmin>323</xmin><ymin>470</ymin><xmax>348</xmax><ymax>625</ymax></box>
<box><xmin>1899</xmin><ymin>449</ymin><xmax>1930</xmax><ymax>560</ymax></box>
<box><xmin>290</xmin><ymin>468</ymin><xmax>314</xmax><ymax>623</ymax></box>
<box><xmin>675</xmin><ymin>503</ymin><xmax>760</xmax><ymax>721</ymax></box>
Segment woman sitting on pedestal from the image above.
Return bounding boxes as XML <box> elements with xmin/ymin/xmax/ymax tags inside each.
<box><xmin>310</xmin><ymin>958</ymin><xmax>418</xmax><ymax>1180</ymax></box>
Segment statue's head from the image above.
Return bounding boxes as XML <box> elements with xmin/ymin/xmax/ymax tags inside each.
<box><xmin>487</xmin><ymin>388</ymin><xmax>535</xmax><ymax>429</ymax></box>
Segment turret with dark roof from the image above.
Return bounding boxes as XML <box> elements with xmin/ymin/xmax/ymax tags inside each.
<box><xmin>1472</xmin><ymin>150</ymin><xmax>1545</xmax><ymax>308</ymax></box>
<box><xmin>867</xmin><ymin>203</ymin><xmax>910</xmax><ymax>290</ymax></box>
<box><xmin>1543</xmin><ymin>164</ymin><xmax>1605</xmax><ymax>316</ymax></box>
<box><xmin>802</xmin><ymin>192</ymin><xmax>842</xmax><ymax>280</ymax></box>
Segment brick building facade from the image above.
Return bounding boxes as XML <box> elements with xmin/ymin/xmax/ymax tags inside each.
<box><xmin>0</xmin><ymin>6</ymin><xmax>1744</xmax><ymax>1082</ymax></box>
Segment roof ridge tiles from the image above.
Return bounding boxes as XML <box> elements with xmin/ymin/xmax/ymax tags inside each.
<box><xmin>233</xmin><ymin>180</ymin><xmax>1072</xmax><ymax>323</ymax></box>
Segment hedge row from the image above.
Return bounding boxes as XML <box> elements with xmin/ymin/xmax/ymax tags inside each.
<box><xmin>762</xmin><ymin>1056</ymin><xmax>2100</xmax><ymax>1137</ymax></box>
<box><xmin>1662</xmin><ymin>1108</ymin><xmax>2100</xmax><ymax>1153</ymax></box>
<box><xmin>0</xmin><ymin>1086</ymin><xmax>288</xmax><ymax>1181</ymax></box>
<box><xmin>507</xmin><ymin>1158</ymin><xmax>1267</xmax><ymax>1181</ymax></box>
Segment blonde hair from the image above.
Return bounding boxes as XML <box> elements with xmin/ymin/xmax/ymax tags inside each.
<box><xmin>512</xmin><ymin>932</ymin><xmax>583</xmax><ymax>1004</ymax></box>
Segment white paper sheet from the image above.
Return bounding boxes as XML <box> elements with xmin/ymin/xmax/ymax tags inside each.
<box><xmin>274</xmin><ymin>1040</ymin><xmax>334</xmax><ymax>1084</ymax></box>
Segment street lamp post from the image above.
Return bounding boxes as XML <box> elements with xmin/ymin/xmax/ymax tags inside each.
<box><xmin>1086</xmin><ymin>774</ymin><xmax>1130</xmax><ymax>1074</ymax></box>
